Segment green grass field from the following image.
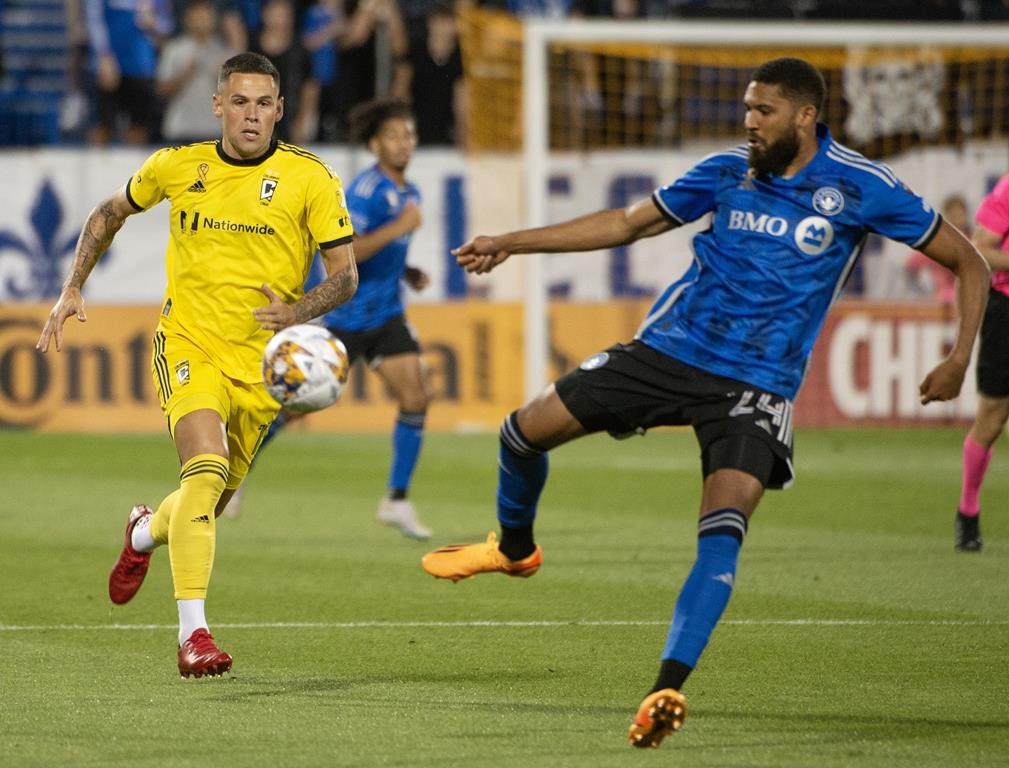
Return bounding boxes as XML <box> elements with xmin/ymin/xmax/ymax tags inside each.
<box><xmin>1</xmin><ymin>426</ymin><xmax>1007</xmax><ymax>767</ymax></box>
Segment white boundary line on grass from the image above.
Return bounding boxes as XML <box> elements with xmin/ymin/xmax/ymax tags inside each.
<box><xmin>1</xmin><ymin>618</ymin><xmax>1007</xmax><ymax>632</ymax></box>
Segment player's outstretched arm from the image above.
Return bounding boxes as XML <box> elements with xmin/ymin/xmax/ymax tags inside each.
<box><xmin>452</xmin><ymin>197</ymin><xmax>673</xmax><ymax>275</ymax></box>
<box><xmin>37</xmin><ymin>187</ymin><xmax>137</xmax><ymax>353</ymax></box>
<box><xmin>255</xmin><ymin>242</ymin><xmax>359</xmax><ymax>330</ymax></box>
<box><xmin>918</xmin><ymin>219</ymin><xmax>991</xmax><ymax>404</ymax></box>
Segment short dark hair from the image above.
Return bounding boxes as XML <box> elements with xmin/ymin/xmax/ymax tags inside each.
<box><xmin>217</xmin><ymin>52</ymin><xmax>280</xmax><ymax>91</ymax></box>
<box><xmin>751</xmin><ymin>57</ymin><xmax>826</xmax><ymax>117</ymax></box>
<box><xmin>348</xmin><ymin>98</ymin><xmax>415</xmax><ymax>144</ymax></box>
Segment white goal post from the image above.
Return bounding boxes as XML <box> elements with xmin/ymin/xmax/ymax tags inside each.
<box><xmin>519</xmin><ymin>19</ymin><xmax>1009</xmax><ymax>401</ymax></box>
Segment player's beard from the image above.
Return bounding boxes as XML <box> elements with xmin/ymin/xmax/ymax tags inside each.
<box><xmin>748</xmin><ymin>126</ymin><xmax>800</xmax><ymax>178</ymax></box>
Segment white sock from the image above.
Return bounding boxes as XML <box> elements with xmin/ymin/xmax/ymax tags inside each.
<box><xmin>131</xmin><ymin>513</ymin><xmax>156</xmax><ymax>553</ymax></box>
<box><xmin>178</xmin><ymin>599</ymin><xmax>209</xmax><ymax>645</ymax></box>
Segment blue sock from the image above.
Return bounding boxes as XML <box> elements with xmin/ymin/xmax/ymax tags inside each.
<box><xmin>496</xmin><ymin>412</ymin><xmax>547</xmax><ymax>559</ymax></box>
<box><xmin>661</xmin><ymin>508</ymin><xmax>747</xmax><ymax>668</ymax></box>
<box><xmin>388</xmin><ymin>411</ymin><xmax>425</xmax><ymax>495</ymax></box>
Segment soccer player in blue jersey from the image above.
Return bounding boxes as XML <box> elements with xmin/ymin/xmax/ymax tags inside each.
<box><xmin>228</xmin><ymin>97</ymin><xmax>434</xmax><ymax>539</ymax></box>
<box><xmin>421</xmin><ymin>57</ymin><xmax>991</xmax><ymax>747</ymax></box>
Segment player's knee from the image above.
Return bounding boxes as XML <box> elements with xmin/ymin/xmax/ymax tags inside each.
<box><xmin>399</xmin><ymin>389</ymin><xmax>429</xmax><ymax>413</ymax></box>
<box><xmin>500</xmin><ymin>411</ymin><xmax>545</xmax><ymax>457</ymax></box>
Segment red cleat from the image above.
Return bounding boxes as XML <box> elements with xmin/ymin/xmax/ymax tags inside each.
<box><xmin>178</xmin><ymin>629</ymin><xmax>233</xmax><ymax>679</ymax></box>
<box><xmin>108</xmin><ymin>504</ymin><xmax>154</xmax><ymax>605</ymax></box>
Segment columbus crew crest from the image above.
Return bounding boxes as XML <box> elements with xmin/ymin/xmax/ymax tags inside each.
<box><xmin>260</xmin><ymin>176</ymin><xmax>279</xmax><ymax>205</ymax></box>
<box><xmin>175</xmin><ymin>360</ymin><xmax>191</xmax><ymax>386</ymax></box>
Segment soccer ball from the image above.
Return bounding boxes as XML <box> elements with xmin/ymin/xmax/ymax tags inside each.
<box><xmin>262</xmin><ymin>324</ymin><xmax>350</xmax><ymax>413</ymax></box>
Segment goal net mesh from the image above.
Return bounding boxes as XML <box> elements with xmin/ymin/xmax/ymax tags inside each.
<box><xmin>458</xmin><ymin>7</ymin><xmax>1009</xmax><ymax>157</ymax></box>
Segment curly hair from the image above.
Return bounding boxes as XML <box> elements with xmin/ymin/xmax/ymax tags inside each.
<box><xmin>348</xmin><ymin>98</ymin><xmax>415</xmax><ymax>144</ymax></box>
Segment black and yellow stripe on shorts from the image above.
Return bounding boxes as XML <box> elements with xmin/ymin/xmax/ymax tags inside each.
<box><xmin>152</xmin><ymin>331</ymin><xmax>173</xmax><ymax>408</ymax></box>
<box><xmin>180</xmin><ymin>457</ymin><xmax>230</xmax><ymax>484</ymax></box>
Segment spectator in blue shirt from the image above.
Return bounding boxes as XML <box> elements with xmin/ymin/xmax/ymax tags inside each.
<box><xmin>84</xmin><ymin>0</ymin><xmax>174</xmax><ymax>145</ymax></box>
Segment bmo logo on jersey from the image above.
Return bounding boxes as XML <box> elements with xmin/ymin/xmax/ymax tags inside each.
<box><xmin>726</xmin><ymin>209</ymin><xmax>834</xmax><ymax>257</ymax></box>
<box><xmin>794</xmin><ymin>216</ymin><xmax>834</xmax><ymax>256</ymax></box>
<box><xmin>727</xmin><ymin>210</ymin><xmax>789</xmax><ymax>236</ymax></box>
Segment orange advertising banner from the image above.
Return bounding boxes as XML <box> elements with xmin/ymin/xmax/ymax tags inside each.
<box><xmin>0</xmin><ymin>300</ymin><xmax>973</xmax><ymax>433</ymax></box>
<box><xmin>1</xmin><ymin>304</ymin><xmax>528</xmax><ymax>432</ymax></box>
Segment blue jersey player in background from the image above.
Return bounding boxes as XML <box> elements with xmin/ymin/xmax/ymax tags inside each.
<box><xmin>227</xmin><ymin>98</ymin><xmax>433</xmax><ymax>540</ymax></box>
<box><xmin>420</xmin><ymin>58</ymin><xmax>991</xmax><ymax>747</ymax></box>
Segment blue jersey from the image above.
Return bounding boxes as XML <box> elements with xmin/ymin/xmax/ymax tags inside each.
<box><xmin>640</xmin><ymin>124</ymin><xmax>940</xmax><ymax>399</ymax></box>
<box><xmin>303</xmin><ymin>4</ymin><xmax>339</xmax><ymax>86</ymax></box>
<box><xmin>316</xmin><ymin>165</ymin><xmax>421</xmax><ymax>332</ymax></box>
<box><xmin>83</xmin><ymin>0</ymin><xmax>173</xmax><ymax>78</ymax></box>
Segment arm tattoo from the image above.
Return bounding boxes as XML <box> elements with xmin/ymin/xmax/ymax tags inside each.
<box><xmin>65</xmin><ymin>199</ymin><xmax>128</xmax><ymax>291</ymax></box>
<box><xmin>291</xmin><ymin>264</ymin><xmax>358</xmax><ymax>324</ymax></box>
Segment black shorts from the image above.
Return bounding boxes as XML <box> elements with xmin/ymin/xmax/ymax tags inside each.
<box><xmin>327</xmin><ymin>315</ymin><xmax>421</xmax><ymax>367</ymax></box>
<box><xmin>977</xmin><ymin>288</ymin><xmax>1009</xmax><ymax>397</ymax></box>
<box><xmin>96</xmin><ymin>76</ymin><xmax>158</xmax><ymax>133</ymax></box>
<box><xmin>555</xmin><ymin>340</ymin><xmax>795</xmax><ymax>489</ymax></box>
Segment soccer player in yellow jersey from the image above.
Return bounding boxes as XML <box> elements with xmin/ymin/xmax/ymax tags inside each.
<box><xmin>36</xmin><ymin>52</ymin><xmax>357</xmax><ymax>678</ymax></box>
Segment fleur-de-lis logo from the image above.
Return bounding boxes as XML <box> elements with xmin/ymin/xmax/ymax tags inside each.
<box><xmin>0</xmin><ymin>179</ymin><xmax>112</xmax><ymax>300</ymax></box>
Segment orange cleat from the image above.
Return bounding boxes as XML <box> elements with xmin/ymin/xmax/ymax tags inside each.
<box><xmin>421</xmin><ymin>532</ymin><xmax>541</xmax><ymax>582</ymax></box>
<box><xmin>628</xmin><ymin>688</ymin><xmax>687</xmax><ymax>749</ymax></box>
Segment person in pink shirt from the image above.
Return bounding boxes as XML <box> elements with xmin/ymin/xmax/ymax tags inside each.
<box><xmin>906</xmin><ymin>195</ymin><xmax>968</xmax><ymax>308</ymax></box>
<box><xmin>956</xmin><ymin>175</ymin><xmax>1009</xmax><ymax>551</ymax></box>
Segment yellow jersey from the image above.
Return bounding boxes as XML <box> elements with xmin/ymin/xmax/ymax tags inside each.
<box><xmin>127</xmin><ymin>139</ymin><xmax>354</xmax><ymax>382</ymax></box>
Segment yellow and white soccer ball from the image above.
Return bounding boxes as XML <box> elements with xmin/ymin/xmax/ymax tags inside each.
<box><xmin>262</xmin><ymin>324</ymin><xmax>350</xmax><ymax>413</ymax></box>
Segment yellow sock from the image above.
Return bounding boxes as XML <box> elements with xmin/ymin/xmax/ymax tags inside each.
<box><xmin>169</xmin><ymin>454</ymin><xmax>229</xmax><ymax>600</ymax></box>
<box><xmin>149</xmin><ymin>489</ymin><xmax>180</xmax><ymax>546</ymax></box>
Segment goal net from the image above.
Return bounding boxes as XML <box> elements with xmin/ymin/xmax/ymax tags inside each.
<box><xmin>456</xmin><ymin>12</ymin><xmax>1009</xmax><ymax>398</ymax></box>
<box><xmin>459</xmin><ymin>11</ymin><xmax>1009</xmax><ymax>156</ymax></box>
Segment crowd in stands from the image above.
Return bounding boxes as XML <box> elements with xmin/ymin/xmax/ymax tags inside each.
<box><xmin>1</xmin><ymin>0</ymin><xmax>466</xmax><ymax>147</ymax></box>
<box><xmin>0</xmin><ymin>0</ymin><xmax>1006</xmax><ymax>147</ymax></box>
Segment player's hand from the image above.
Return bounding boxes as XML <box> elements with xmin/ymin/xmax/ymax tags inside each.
<box><xmin>396</xmin><ymin>201</ymin><xmax>422</xmax><ymax>235</ymax></box>
<box><xmin>919</xmin><ymin>357</ymin><xmax>968</xmax><ymax>404</ymax></box>
<box><xmin>36</xmin><ymin>288</ymin><xmax>87</xmax><ymax>353</ymax></box>
<box><xmin>404</xmin><ymin>265</ymin><xmax>430</xmax><ymax>291</ymax></box>
<box><xmin>452</xmin><ymin>236</ymin><xmax>511</xmax><ymax>274</ymax></box>
<box><xmin>253</xmin><ymin>284</ymin><xmax>296</xmax><ymax>331</ymax></box>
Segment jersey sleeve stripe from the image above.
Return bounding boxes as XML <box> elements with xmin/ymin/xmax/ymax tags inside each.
<box><xmin>827</xmin><ymin>142</ymin><xmax>900</xmax><ymax>186</ymax></box>
<box><xmin>825</xmin><ymin>148</ymin><xmax>896</xmax><ymax>188</ymax></box>
<box><xmin>911</xmin><ymin>211</ymin><xmax>943</xmax><ymax>250</ymax></box>
<box><xmin>124</xmin><ymin>177</ymin><xmax>144</xmax><ymax>212</ymax></box>
<box><xmin>318</xmin><ymin>234</ymin><xmax>355</xmax><ymax>250</ymax></box>
<box><xmin>276</xmin><ymin>143</ymin><xmax>333</xmax><ymax>176</ymax></box>
<box><xmin>355</xmin><ymin>170</ymin><xmax>381</xmax><ymax>199</ymax></box>
<box><xmin>651</xmin><ymin>191</ymin><xmax>685</xmax><ymax>225</ymax></box>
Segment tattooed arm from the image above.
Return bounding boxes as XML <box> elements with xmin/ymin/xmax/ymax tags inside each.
<box><xmin>37</xmin><ymin>187</ymin><xmax>139</xmax><ymax>352</ymax></box>
<box><xmin>253</xmin><ymin>242</ymin><xmax>359</xmax><ymax>331</ymax></box>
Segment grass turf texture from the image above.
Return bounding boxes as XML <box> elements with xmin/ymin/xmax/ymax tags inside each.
<box><xmin>1</xmin><ymin>427</ymin><xmax>1007</xmax><ymax>767</ymax></box>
